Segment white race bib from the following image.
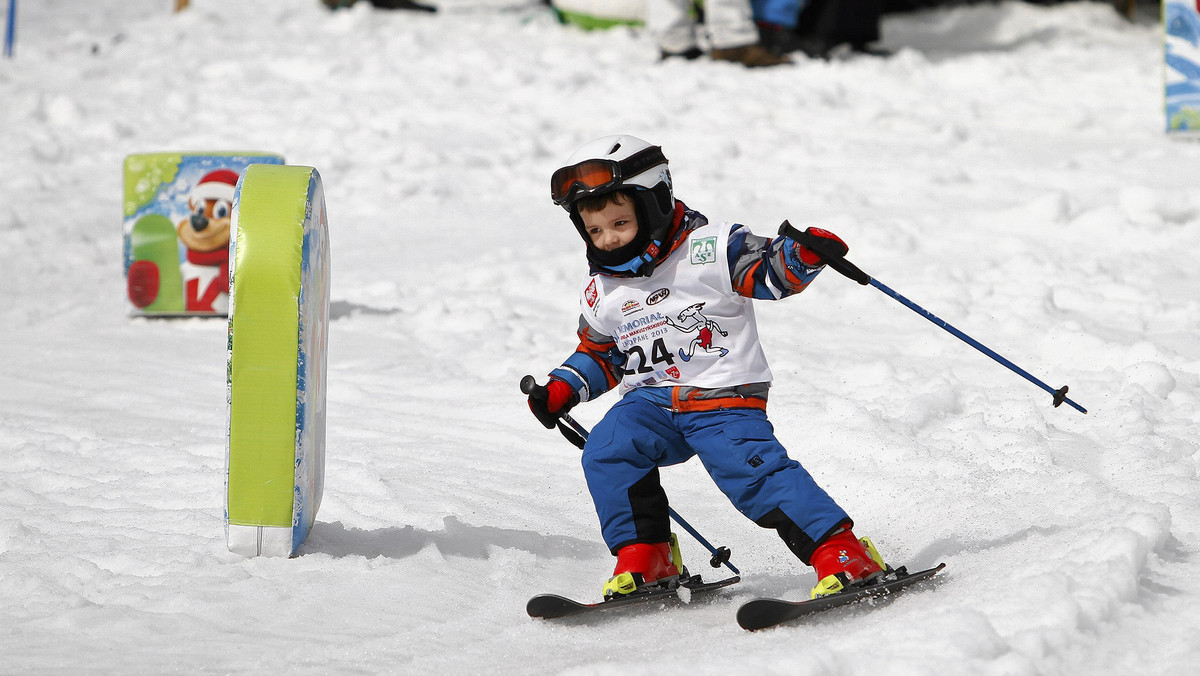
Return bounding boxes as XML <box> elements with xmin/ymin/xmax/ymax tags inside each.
<box><xmin>580</xmin><ymin>222</ymin><xmax>772</xmax><ymax>394</ymax></box>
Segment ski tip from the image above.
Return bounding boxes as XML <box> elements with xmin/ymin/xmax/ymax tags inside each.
<box><xmin>735</xmin><ymin>562</ymin><xmax>948</xmax><ymax>631</ymax></box>
<box><xmin>899</xmin><ymin>562</ymin><xmax>946</xmax><ymax>579</ymax></box>
<box><xmin>526</xmin><ymin>593</ymin><xmax>583</xmax><ymax>620</ymax></box>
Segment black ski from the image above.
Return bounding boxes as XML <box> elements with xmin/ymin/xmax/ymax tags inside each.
<box><xmin>736</xmin><ymin>563</ymin><xmax>946</xmax><ymax>631</ymax></box>
<box><xmin>527</xmin><ymin>574</ymin><xmax>741</xmax><ymax>620</ymax></box>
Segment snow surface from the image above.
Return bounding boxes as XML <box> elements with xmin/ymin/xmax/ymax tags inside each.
<box><xmin>3</xmin><ymin>0</ymin><xmax>1199</xmax><ymax>673</ymax></box>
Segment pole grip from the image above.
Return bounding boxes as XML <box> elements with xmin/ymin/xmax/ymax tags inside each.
<box><xmin>519</xmin><ymin>374</ymin><xmax>537</xmax><ymax>395</ymax></box>
<box><xmin>778</xmin><ymin>221</ymin><xmax>870</xmax><ymax>285</ymax></box>
<box><xmin>522</xmin><ymin>375</ymin><xmax>588</xmax><ymax>449</ymax></box>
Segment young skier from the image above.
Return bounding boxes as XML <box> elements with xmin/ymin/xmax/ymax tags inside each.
<box><xmin>526</xmin><ymin>134</ymin><xmax>888</xmax><ymax>601</ymax></box>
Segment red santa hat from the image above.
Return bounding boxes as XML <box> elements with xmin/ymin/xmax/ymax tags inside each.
<box><xmin>190</xmin><ymin>169</ymin><xmax>240</xmax><ymax>203</ymax></box>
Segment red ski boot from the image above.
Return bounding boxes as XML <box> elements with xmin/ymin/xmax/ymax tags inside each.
<box><xmin>809</xmin><ymin>527</ymin><xmax>887</xmax><ymax>599</ymax></box>
<box><xmin>603</xmin><ymin>534</ymin><xmax>684</xmax><ymax>598</ymax></box>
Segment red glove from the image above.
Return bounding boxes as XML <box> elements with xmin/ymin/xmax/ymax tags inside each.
<box><xmin>792</xmin><ymin>226</ymin><xmax>848</xmax><ymax>266</ymax></box>
<box><xmin>527</xmin><ymin>377</ymin><xmax>577</xmax><ymax>430</ymax></box>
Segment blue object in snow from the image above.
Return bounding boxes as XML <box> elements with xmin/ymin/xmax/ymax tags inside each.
<box><xmin>4</xmin><ymin>0</ymin><xmax>15</xmax><ymax>58</ymax></box>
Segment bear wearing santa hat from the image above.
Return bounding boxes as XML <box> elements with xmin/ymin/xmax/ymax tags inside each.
<box><xmin>178</xmin><ymin>169</ymin><xmax>238</xmax><ymax>313</ymax></box>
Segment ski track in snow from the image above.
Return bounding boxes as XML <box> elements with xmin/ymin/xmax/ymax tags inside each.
<box><xmin>1</xmin><ymin>0</ymin><xmax>1198</xmax><ymax>673</ymax></box>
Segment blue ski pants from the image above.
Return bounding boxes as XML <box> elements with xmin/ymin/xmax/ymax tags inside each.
<box><xmin>581</xmin><ymin>388</ymin><xmax>850</xmax><ymax>563</ymax></box>
<box><xmin>751</xmin><ymin>0</ymin><xmax>805</xmax><ymax>29</ymax></box>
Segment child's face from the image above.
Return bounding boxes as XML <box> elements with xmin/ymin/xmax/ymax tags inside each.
<box><xmin>580</xmin><ymin>196</ymin><xmax>639</xmax><ymax>252</ymax></box>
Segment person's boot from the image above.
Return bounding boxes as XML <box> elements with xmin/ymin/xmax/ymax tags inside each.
<box><xmin>710</xmin><ymin>43</ymin><xmax>790</xmax><ymax>68</ymax></box>
<box><xmin>603</xmin><ymin>533</ymin><xmax>684</xmax><ymax>598</ymax></box>
<box><xmin>809</xmin><ymin>527</ymin><xmax>886</xmax><ymax>599</ymax></box>
<box><xmin>756</xmin><ymin>21</ymin><xmax>803</xmax><ymax>55</ymax></box>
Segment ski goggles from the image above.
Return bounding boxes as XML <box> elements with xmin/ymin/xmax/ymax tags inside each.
<box><xmin>550</xmin><ymin>145</ymin><xmax>668</xmax><ymax>207</ymax></box>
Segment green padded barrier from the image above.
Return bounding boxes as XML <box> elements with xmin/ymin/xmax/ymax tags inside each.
<box><xmin>225</xmin><ymin>164</ymin><xmax>329</xmax><ymax>557</ymax></box>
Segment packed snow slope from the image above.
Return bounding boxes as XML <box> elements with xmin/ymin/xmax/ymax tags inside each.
<box><xmin>2</xmin><ymin>1</ymin><xmax>1198</xmax><ymax>673</ymax></box>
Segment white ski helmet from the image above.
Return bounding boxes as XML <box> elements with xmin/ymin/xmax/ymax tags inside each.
<box><xmin>551</xmin><ymin>135</ymin><xmax>676</xmax><ymax>275</ymax></box>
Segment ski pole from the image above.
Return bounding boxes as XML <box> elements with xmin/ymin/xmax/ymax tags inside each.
<box><xmin>664</xmin><ymin>504</ymin><xmax>738</xmax><ymax>575</ymax></box>
<box><xmin>560</xmin><ymin>411</ymin><xmax>740</xmax><ymax>575</ymax></box>
<box><xmin>780</xmin><ymin>222</ymin><xmax>1088</xmax><ymax>415</ymax></box>
<box><xmin>520</xmin><ymin>375</ymin><xmax>592</xmax><ymax>451</ymax></box>
<box><xmin>521</xmin><ymin>375</ymin><xmax>740</xmax><ymax>575</ymax></box>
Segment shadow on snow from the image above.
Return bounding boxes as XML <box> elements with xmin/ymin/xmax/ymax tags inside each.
<box><xmin>300</xmin><ymin>515</ymin><xmax>603</xmax><ymax>560</ymax></box>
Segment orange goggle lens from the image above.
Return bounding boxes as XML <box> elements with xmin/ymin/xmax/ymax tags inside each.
<box><xmin>551</xmin><ymin>160</ymin><xmax>619</xmax><ymax>205</ymax></box>
<box><xmin>550</xmin><ymin>145</ymin><xmax>667</xmax><ymax>207</ymax></box>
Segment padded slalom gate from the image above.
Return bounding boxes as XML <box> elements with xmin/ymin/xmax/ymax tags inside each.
<box><xmin>1165</xmin><ymin>0</ymin><xmax>1200</xmax><ymax>133</ymax></box>
<box><xmin>551</xmin><ymin>0</ymin><xmax>644</xmax><ymax>29</ymax></box>
<box><xmin>225</xmin><ymin>165</ymin><xmax>330</xmax><ymax>557</ymax></box>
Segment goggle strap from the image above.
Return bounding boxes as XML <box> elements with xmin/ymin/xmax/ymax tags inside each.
<box><xmin>619</xmin><ymin>146</ymin><xmax>667</xmax><ymax>182</ymax></box>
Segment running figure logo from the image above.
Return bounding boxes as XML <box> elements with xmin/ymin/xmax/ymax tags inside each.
<box><xmin>666</xmin><ymin>302</ymin><xmax>729</xmax><ymax>362</ymax></box>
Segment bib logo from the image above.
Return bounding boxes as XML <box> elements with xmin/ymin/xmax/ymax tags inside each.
<box><xmin>690</xmin><ymin>236</ymin><xmax>717</xmax><ymax>265</ymax></box>
<box><xmin>664</xmin><ymin>302</ymin><xmax>729</xmax><ymax>362</ymax></box>
<box><xmin>585</xmin><ymin>279</ymin><xmax>598</xmax><ymax>308</ymax></box>
<box><xmin>646</xmin><ymin>288</ymin><xmax>670</xmax><ymax>305</ymax></box>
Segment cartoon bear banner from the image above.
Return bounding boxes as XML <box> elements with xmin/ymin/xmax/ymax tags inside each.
<box><xmin>123</xmin><ymin>152</ymin><xmax>286</xmax><ymax>316</ymax></box>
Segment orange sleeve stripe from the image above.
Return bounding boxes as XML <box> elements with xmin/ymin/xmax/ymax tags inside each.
<box><xmin>584</xmin><ymin>352</ymin><xmax>619</xmax><ymax>388</ymax></box>
<box><xmin>782</xmin><ymin>266</ymin><xmax>812</xmax><ymax>291</ymax></box>
<box><xmin>736</xmin><ymin>260</ymin><xmax>762</xmax><ymax>297</ymax></box>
